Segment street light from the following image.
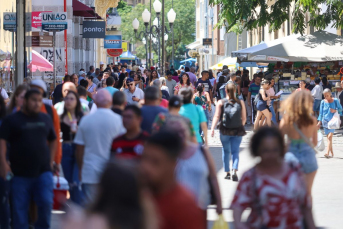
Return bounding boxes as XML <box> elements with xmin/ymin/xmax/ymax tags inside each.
<box><xmin>164</xmin><ymin>34</ymin><xmax>168</xmax><ymax>41</ymax></box>
<box><xmin>153</xmin><ymin>0</ymin><xmax>162</xmax><ymax>14</ymax></box>
<box><xmin>142</xmin><ymin>37</ymin><xmax>146</xmax><ymax>45</ymax></box>
<box><xmin>132</xmin><ymin>3</ymin><xmax>175</xmax><ymax>72</ymax></box>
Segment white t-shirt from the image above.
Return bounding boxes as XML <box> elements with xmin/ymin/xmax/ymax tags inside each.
<box><xmin>80</xmin><ymin>98</ymin><xmax>97</xmax><ymax>114</ymax></box>
<box><xmin>124</xmin><ymin>88</ymin><xmax>145</xmax><ymax>105</ymax></box>
<box><xmin>0</xmin><ymin>87</ymin><xmax>9</xmax><ymax>100</ymax></box>
<box><xmin>74</xmin><ymin>108</ymin><xmax>126</xmax><ymax>184</ymax></box>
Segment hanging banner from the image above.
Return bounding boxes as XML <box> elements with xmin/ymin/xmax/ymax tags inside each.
<box><xmin>107</xmin><ymin>49</ymin><xmax>123</xmax><ymax>57</ymax></box>
<box><xmin>3</xmin><ymin>13</ymin><xmax>16</xmax><ymax>31</ymax></box>
<box><xmin>41</xmin><ymin>12</ymin><xmax>68</xmax><ymax>32</ymax></box>
<box><xmin>104</xmin><ymin>35</ymin><xmax>122</xmax><ymax>49</ymax></box>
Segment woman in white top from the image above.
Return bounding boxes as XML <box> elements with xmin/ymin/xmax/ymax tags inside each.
<box><xmin>266</xmin><ymin>78</ymin><xmax>280</xmax><ymax>125</ymax></box>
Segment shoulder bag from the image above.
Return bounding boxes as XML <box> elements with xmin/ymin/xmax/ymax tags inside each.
<box><xmin>293</xmin><ymin>123</ymin><xmax>323</xmax><ymax>153</ymax></box>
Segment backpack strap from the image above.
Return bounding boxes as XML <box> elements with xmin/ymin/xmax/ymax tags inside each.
<box><xmin>44</xmin><ymin>104</ymin><xmax>53</xmax><ymax>120</ymax></box>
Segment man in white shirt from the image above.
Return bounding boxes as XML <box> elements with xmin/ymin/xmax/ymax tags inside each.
<box><xmin>74</xmin><ymin>89</ymin><xmax>125</xmax><ymax>204</ymax></box>
<box><xmin>124</xmin><ymin>78</ymin><xmax>144</xmax><ymax>105</ymax></box>
<box><xmin>77</xmin><ymin>85</ymin><xmax>97</xmax><ymax>114</ymax></box>
<box><xmin>311</xmin><ymin>77</ymin><xmax>323</xmax><ymax>117</ymax></box>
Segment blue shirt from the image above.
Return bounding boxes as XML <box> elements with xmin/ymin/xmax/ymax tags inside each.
<box><xmin>318</xmin><ymin>98</ymin><xmax>343</xmax><ymax>124</ymax></box>
<box><xmin>249</xmin><ymin>83</ymin><xmax>260</xmax><ymax>96</ymax></box>
<box><xmin>141</xmin><ymin>105</ymin><xmax>168</xmax><ymax>134</ymax></box>
<box><xmin>179</xmin><ymin>104</ymin><xmax>207</xmax><ymax>143</ymax></box>
<box><xmin>104</xmin><ymin>86</ymin><xmax>119</xmax><ymax>96</ymax></box>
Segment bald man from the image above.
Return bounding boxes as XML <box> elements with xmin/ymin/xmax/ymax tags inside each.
<box><xmin>75</xmin><ymin>89</ymin><xmax>126</xmax><ymax>204</ymax></box>
<box><xmin>54</xmin><ymin>82</ymin><xmax>88</xmax><ymax>115</ymax></box>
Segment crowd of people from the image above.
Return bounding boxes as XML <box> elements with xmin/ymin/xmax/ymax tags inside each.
<box><xmin>0</xmin><ymin>60</ymin><xmax>339</xmax><ymax>229</ymax></box>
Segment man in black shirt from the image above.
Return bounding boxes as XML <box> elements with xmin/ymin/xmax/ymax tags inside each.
<box><xmin>0</xmin><ymin>89</ymin><xmax>57</xmax><ymax>229</ymax></box>
<box><xmin>196</xmin><ymin>70</ymin><xmax>213</xmax><ymax>100</ymax></box>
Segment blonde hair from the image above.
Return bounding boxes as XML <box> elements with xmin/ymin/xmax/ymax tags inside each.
<box><xmin>225</xmin><ymin>83</ymin><xmax>239</xmax><ymax>103</ymax></box>
<box><xmin>280</xmin><ymin>90</ymin><xmax>314</xmax><ymax>128</ymax></box>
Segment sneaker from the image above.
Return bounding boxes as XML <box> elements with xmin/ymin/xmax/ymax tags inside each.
<box><xmin>224</xmin><ymin>173</ymin><xmax>231</xmax><ymax>180</ymax></box>
<box><xmin>232</xmin><ymin>173</ymin><xmax>239</xmax><ymax>182</ymax></box>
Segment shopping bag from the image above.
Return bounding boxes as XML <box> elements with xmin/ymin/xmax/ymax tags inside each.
<box><xmin>212</xmin><ymin>215</ymin><xmax>229</xmax><ymax>229</ymax></box>
<box><xmin>316</xmin><ymin>131</ymin><xmax>325</xmax><ymax>152</ymax></box>
<box><xmin>328</xmin><ymin>111</ymin><xmax>341</xmax><ymax>129</ymax></box>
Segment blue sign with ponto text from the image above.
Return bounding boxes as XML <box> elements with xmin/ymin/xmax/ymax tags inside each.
<box><xmin>104</xmin><ymin>35</ymin><xmax>122</xmax><ymax>49</ymax></box>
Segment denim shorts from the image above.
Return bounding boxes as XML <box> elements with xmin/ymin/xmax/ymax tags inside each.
<box><xmin>324</xmin><ymin>128</ymin><xmax>335</xmax><ymax>135</ymax></box>
<box><xmin>313</xmin><ymin>99</ymin><xmax>321</xmax><ymax>112</ymax></box>
<box><xmin>287</xmin><ymin>140</ymin><xmax>318</xmax><ymax>174</ymax></box>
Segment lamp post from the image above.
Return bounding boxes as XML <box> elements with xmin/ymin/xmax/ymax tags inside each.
<box><xmin>132</xmin><ymin>0</ymin><xmax>176</xmax><ymax>72</ymax></box>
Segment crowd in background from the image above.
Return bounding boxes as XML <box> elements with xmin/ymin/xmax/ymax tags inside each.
<box><xmin>0</xmin><ymin>60</ymin><xmax>334</xmax><ymax>229</ymax></box>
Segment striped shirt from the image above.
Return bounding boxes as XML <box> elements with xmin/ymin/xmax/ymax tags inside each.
<box><xmin>249</xmin><ymin>83</ymin><xmax>260</xmax><ymax>96</ymax></box>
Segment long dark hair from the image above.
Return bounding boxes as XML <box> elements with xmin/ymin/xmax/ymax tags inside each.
<box><xmin>88</xmin><ymin>161</ymin><xmax>144</xmax><ymax>229</ymax></box>
<box><xmin>61</xmin><ymin>91</ymin><xmax>83</xmax><ymax>120</ymax></box>
<box><xmin>0</xmin><ymin>95</ymin><xmax>6</xmax><ymax>120</ymax></box>
<box><xmin>197</xmin><ymin>83</ymin><xmax>204</xmax><ymax>94</ymax></box>
<box><xmin>322</xmin><ymin>76</ymin><xmax>328</xmax><ymax>86</ymax></box>
<box><xmin>7</xmin><ymin>84</ymin><xmax>29</xmax><ymax>114</ymax></box>
<box><xmin>181</xmin><ymin>73</ymin><xmax>191</xmax><ymax>86</ymax></box>
<box><xmin>150</xmin><ymin>70</ymin><xmax>158</xmax><ymax>82</ymax></box>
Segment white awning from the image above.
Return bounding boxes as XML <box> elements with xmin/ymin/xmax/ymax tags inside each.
<box><xmin>186</xmin><ymin>41</ymin><xmax>202</xmax><ymax>49</ymax></box>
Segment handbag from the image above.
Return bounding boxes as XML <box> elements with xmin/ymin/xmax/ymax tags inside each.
<box><xmin>328</xmin><ymin>100</ymin><xmax>341</xmax><ymax>129</ymax></box>
<box><xmin>293</xmin><ymin>123</ymin><xmax>321</xmax><ymax>154</ymax></box>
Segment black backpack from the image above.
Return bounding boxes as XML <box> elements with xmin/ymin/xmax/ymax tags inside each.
<box><xmin>222</xmin><ymin>98</ymin><xmax>242</xmax><ymax>128</ymax></box>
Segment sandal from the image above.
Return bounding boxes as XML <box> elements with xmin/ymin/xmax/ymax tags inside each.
<box><xmin>324</xmin><ymin>154</ymin><xmax>330</xmax><ymax>159</ymax></box>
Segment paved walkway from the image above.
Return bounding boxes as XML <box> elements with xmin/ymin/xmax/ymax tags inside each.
<box><xmin>207</xmin><ymin>126</ymin><xmax>343</xmax><ymax>229</ymax></box>
<box><xmin>51</xmin><ymin>126</ymin><xmax>343</xmax><ymax>229</ymax></box>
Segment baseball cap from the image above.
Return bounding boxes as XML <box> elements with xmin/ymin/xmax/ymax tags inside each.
<box><xmin>126</xmin><ymin>78</ymin><xmax>134</xmax><ymax>84</ymax></box>
<box><xmin>222</xmin><ymin>65</ymin><xmax>228</xmax><ymax>70</ymax></box>
<box><xmin>30</xmin><ymin>79</ymin><xmax>47</xmax><ymax>97</ymax></box>
<box><xmin>223</xmin><ymin>69</ymin><xmax>229</xmax><ymax>74</ymax></box>
<box><xmin>79</xmin><ymin>71</ymin><xmax>86</xmax><ymax>76</ymax></box>
<box><xmin>100</xmin><ymin>61</ymin><xmax>104</xmax><ymax>65</ymax></box>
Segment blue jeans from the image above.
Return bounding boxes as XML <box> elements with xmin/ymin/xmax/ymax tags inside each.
<box><xmin>270</xmin><ymin>100</ymin><xmax>277</xmax><ymax>125</ymax></box>
<box><xmin>10</xmin><ymin>171</ymin><xmax>53</xmax><ymax>229</ymax></box>
<box><xmin>61</xmin><ymin>143</ymin><xmax>84</xmax><ymax>205</ymax></box>
<box><xmin>220</xmin><ymin>134</ymin><xmax>242</xmax><ymax>172</ymax></box>
<box><xmin>82</xmin><ymin>183</ymin><xmax>98</xmax><ymax>206</ymax></box>
<box><xmin>0</xmin><ymin>178</ymin><xmax>10</xmax><ymax>229</ymax></box>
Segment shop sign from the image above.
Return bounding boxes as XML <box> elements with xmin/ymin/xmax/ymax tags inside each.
<box><xmin>250</xmin><ymin>55</ymin><xmax>266</xmax><ymax>61</ymax></box>
<box><xmin>32</xmin><ymin>11</ymin><xmax>51</xmax><ymax>28</ymax></box>
<box><xmin>3</xmin><ymin>13</ymin><xmax>16</xmax><ymax>31</ymax></box>
<box><xmin>122</xmin><ymin>42</ymin><xmax>128</xmax><ymax>52</ymax></box>
<box><xmin>104</xmin><ymin>35</ymin><xmax>122</xmax><ymax>49</ymax></box>
<box><xmin>32</xmin><ymin>36</ymin><xmax>53</xmax><ymax>47</ymax></box>
<box><xmin>41</xmin><ymin>12</ymin><xmax>67</xmax><ymax>32</ymax></box>
<box><xmin>107</xmin><ymin>49</ymin><xmax>123</xmax><ymax>57</ymax></box>
<box><xmin>83</xmin><ymin>21</ymin><xmax>106</xmax><ymax>38</ymax></box>
<box><xmin>203</xmin><ymin>38</ymin><xmax>212</xmax><ymax>46</ymax></box>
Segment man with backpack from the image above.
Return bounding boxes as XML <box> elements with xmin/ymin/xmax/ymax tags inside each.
<box><xmin>247</xmin><ymin>74</ymin><xmax>262</xmax><ymax>124</ymax></box>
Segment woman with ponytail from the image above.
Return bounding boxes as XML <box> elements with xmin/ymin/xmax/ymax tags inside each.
<box><xmin>193</xmin><ymin>83</ymin><xmax>211</xmax><ymax>126</ymax></box>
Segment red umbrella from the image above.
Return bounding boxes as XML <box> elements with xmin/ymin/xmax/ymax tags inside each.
<box><xmin>28</xmin><ymin>50</ymin><xmax>53</xmax><ymax>72</ymax></box>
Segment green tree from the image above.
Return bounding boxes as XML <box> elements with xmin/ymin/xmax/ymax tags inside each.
<box><xmin>118</xmin><ymin>0</ymin><xmax>195</xmax><ymax>63</ymax></box>
<box><xmin>209</xmin><ymin>0</ymin><xmax>343</xmax><ymax>35</ymax></box>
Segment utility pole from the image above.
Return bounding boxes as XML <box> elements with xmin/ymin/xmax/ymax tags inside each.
<box><xmin>15</xmin><ymin>0</ymin><xmax>26</xmax><ymax>88</ymax></box>
<box><xmin>161</xmin><ymin>0</ymin><xmax>165</xmax><ymax>76</ymax></box>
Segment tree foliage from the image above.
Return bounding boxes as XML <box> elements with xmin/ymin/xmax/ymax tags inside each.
<box><xmin>118</xmin><ymin>0</ymin><xmax>195</xmax><ymax>63</ymax></box>
<box><xmin>209</xmin><ymin>0</ymin><xmax>343</xmax><ymax>35</ymax></box>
